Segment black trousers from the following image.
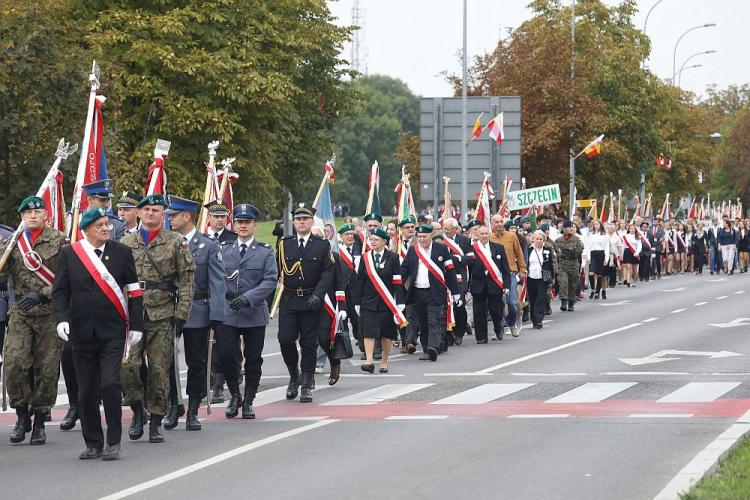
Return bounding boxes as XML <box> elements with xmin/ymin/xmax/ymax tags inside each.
<box><xmin>217</xmin><ymin>325</ymin><xmax>265</xmax><ymax>398</ymax></box>
<box><xmin>278</xmin><ymin>307</ymin><xmax>320</xmax><ymax>374</ymax></box>
<box><xmin>453</xmin><ymin>300</ymin><xmax>467</xmax><ymax>338</ymax></box>
<box><xmin>72</xmin><ymin>336</ymin><xmax>125</xmax><ymax>449</ymax></box>
<box><xmin>62</xmin><ymin>340</ymin><xmax>78</xmax><ymax>406</ymax></box>
<box><xmin>652</xmin><ymin>252</ymin><xmax>662</xmax><ymax>276</ymax></box>
<box><xmin>639</xmin><ymin>254</ymin><xmax>651</xmax><ymax>281</ymax></box>
<box><xmin>527</xmin><ymin>278</ymin><xmax>547</xmax><ymax>326</ymax></box>
<box><xmin>180</xmin><ymin>327</ymin><xmax>209</xmax><ymax>398</ymax></box>
<box><xmin>472</xmin><ymin>290</ymin><xmax>503</xmax><ymax>342</ymax></box>
<box><xmin>318</xmin><ymin>314</ymin><xmax>341</xmax><ymax>368</ymax></box>
<box><xmin>412</xmin><ymin>289</ymin><xmax>445</xmax><ymax>350</ymax></box>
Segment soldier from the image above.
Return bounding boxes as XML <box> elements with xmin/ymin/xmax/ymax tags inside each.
<box><xmin>219</xmin><ymin>204</ymin><xmax>277</xmax><ymax>418</ymax></box>
<box><xmin>555</xmin><ymin>220</ymin><xmax>585</xmax><ymax>312</ymax></box>
<box><xmin>277</xmin><ymin>203</ymin><xmax>334</xmax><ymax>403</ymax></box>
<box><xmin>120</xmin><ymin>194</ymin><xmax>194</xmax><ymax>443</ymax></box>
<box><xmin>204</xmin><ymin>200</ymin><xmax>237</xmax><ymax>246</ymax></box>
<box><xmin>442</xmin><ymin>218</ymin><xmax>472</xmax><ymax>345</ymax></box>
<box><xmin>116</xmin><ymin>191</ymin><xmax>142</xmax><ymax>235</ymax></box>
<box><xmin>52</xmin><ymin>207</ymin><xmax>144</xmax><ymax>460</ymax></box>
<box><xmin>164</xmin><ymin>196</ymin><xmax>225</xmax><ymax>431</ymax></box>
<box><xmin>82</xmin><ymin>179</ymin><xmax>127</xmax><ymax>242</ymax></box>
<box><xmin>1</xmin><ymin>196</ymin><xmax>66</xmax><ymax>444</ymax></box>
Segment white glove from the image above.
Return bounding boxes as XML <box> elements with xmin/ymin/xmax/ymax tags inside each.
<box><xmin>56</xmin><ymin>322</ymin><xmax>69</xmax><ymax>341</ymax></box>
<box><xmin>128</xmin><ymin>330</ymin><xmax>143</xmax><ymax>345</ymax></box>
<box><xmin>337</xmin><ymin>309</ymin><xmax>348</xmax><ymax>322</ymax></box>
<box><xmin>452</xmin><ymin>295</ymin><xmax>463</xmax><ymax>308</ymax></box>
<box><xmin>397</xmin><ymin>304</ymin><xmax>405</xmax><ymax>312</ymax></box>
<box><xmin>355</xmin><ymin>305</ymin><xmax>361</xmax><ymax>316</ymax></box>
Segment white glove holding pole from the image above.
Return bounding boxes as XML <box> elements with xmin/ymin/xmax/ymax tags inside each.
<box><xmin>128</xmin><ymin>330</ymin><xmax>142</xmax><ymax>346</ymax></box>
<box><xmin>56</xmin><ymin>322</ymin><xmax>70</xmax><ymax>341</ymax></box>
<box><xmin>452</xmin><ymin>295</ymin><xmax>463</xmax><ymax>308</ymax></box>
<box><xmin>355</xmin><ymin>305</ymin><xmax>361</xmax><ymax>316</ymax></box>
<box><xmin>337</xmin><ymin>309</ymin><xmax>348</xmax><ymax>322</ymax></box>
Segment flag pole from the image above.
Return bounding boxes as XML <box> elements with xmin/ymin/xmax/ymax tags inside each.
<box><xmin>198</xmin><ymin>141</ymin><xmax>219</xmax><ymax>233</ymax></box>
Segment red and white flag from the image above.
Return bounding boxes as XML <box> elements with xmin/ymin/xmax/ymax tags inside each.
<box><xmin>42</xmin><ymin>170</ymin><xmax>66</xmax><ymax>232</ymax></box>
<box><xmin>485</xmin><ymin>112</ymin><xmax>504</xmax><ymax>144</ymax></box>
<box><xmin>145</xmin><ymin>139</ymin><xmax>171</xmax><ymax>196</ymax></box>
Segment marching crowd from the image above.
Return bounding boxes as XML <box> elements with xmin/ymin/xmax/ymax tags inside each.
<box><xmin>0</xmin><ymin>177</ymin><xmax>747</xmax><ymax>462</ymax></box>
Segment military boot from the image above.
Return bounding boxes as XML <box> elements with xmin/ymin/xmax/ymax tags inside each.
<box><xmin>163</xmin><ymin>403</ymin><xmax>184</xmax><ymax>430</ymax></box>
<box><xmin>225</xmin><ymin>392</ymin><xmax>242</xmax><ymax>418</ymax></box>
<box><xmin>242</xmin><ymin>385</ymin><xmax>256</xmax><ymax>420</ymax></box>
<box><xmin>149</xmin><ymin>415</ymin><xmax>164</xmax><ymax>443</ymax></box>
<box><xmin>300</xmin><ymin>372</ymin><xmax>313</xmax><ymax>403</ymax></box>
<box><xmin>128</xmin><ymin>402</ymin><xmax>145</xmax><ymax>440</ymax></box>
<box><xmin>59</xmin><ymin>405</ymin><xmax>79</xmax><ymax>431</ymax></box>
<box><xmin>211</xmin><ymin>373</ymin><xmax>225</xmax><ymax>404</ymax></box>
<box><xmin>185</xmin><ymin>397</ymin><xmax>201</xmax><ymax>431</ymax></box>
<box><xmin>560</xmin><ymin>299</ymin><xmax>568</xmax><ymax>312</ymax></box>
<box><xmin>30</xmin><ymin>412</ymin><xmax>47</xmax><ymax>445</ymax></box>
<box><xmin>9</xmin><ymin>406</ymin><xmax>32</xmax><ymax>444</ymax></box>
<box><xmin>568</xmin><ymin>301</ymin><xmax>575</xmax><ymax>312</ymax></box>
<box><xmin>286</xmin><ymin>365</ymin><xmax>300</xmax><ymax>400</ymax></box>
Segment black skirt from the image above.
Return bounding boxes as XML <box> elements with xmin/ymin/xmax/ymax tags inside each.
<box><xmin>623</xmin><ymin>249</ymin><xmax>639</xmax><ymax>264</ymax></box>
<box><xmin>589</xmin><ymin>250</ymin><xmax>605</xmax><ymax>275</ymax></box>
<box><xmin>360</xmin><ymin>309</ymin><xmax>398</xmax><ymax>340</ymax></box>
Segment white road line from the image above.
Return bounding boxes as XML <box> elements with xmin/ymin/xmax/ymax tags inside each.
<box><xmin>653</xmin><ymin>409</ymin><xmax>750</xmax><ymax>499</ymax></box>
<box><xmin>263</xmin><ymin>416</ymin><xmax>329</xmax><ymax>422</ymax></box>
<box><xmin>475</xmin><ymin>323</ymin><xmax>642</xmax><ymax>374</ymax></box>
<box><xmin>253</xmin><ymin>384</ymin><xmax>332</xmax><ymax>407</ymax></box>
<box><xmin>670</xmin><ymin>308</ymin><xmax>686</xmax><ymax>314</ymax></box>
<box><xmin>424</xmin><ymin>372</ymin><xmax>493</xmax><ymax>377</ymax></box>
<box><xmin>657</xmin><ymin>382</ymin><xmax>741</xmax><ymax>403</ymax></box>
<box><xmin>339</xmin><ymin>373</ymin><xmax>405</xmax><ymax>378</ymax></box>
<box><xmin>694</xmin><ymin>301</ymin><xmax>708</xmax><ymax>306</ymax></box>
<box><xmin>432</xmin><ymin>383</ymin><xmax>535</xmax><ymax>405</ymax></box>
<box><xmin>511</xmin><ymin>373</ymin><xmax>587</xmax><ymax>377</ymax></box>
<box><xmin>604</xmin><ymin>372</ymin><xmax>689</xmax><ymax>376</ymax></box>
<box><xmin>545</xmin><ymin>382</ymin><xmax>637</xmax><ymax>403</ymax></box>
<box><xmin>642</xmin><ymin>317</ymin><xmax>659</xmax><ymax>323</ymax></box>
<box><xmin>735</xmin><ymin>290</ymin><xmax>746</xmax><ymax>295</ymax></box>
<box><xmin>629</xmin><ymin>414</ymin><xmax>693</xmax><ymax>418</ymax></box>
<box><xmin>716</xmin><ymin>295</ymin><xmax>728</xmax><ymax>300</ymax></box>
<box><xmin>385</xmin><ymin>415</ymin><xmax>449</xmax><ymax>420</ymax></box>
<box><xmin>321</xmin><ymin>384</ymin><xmax>433</xmax><ymax>406</ymax></box>
<box><xmin>98</xmin><ymin>420</ymin><xmax>336</xmax><ymax>500</ymax></box>
<box><xmin>508</xmin><ymin>414</ymin><xmax>570</xmax><ymax>419</ymax></box>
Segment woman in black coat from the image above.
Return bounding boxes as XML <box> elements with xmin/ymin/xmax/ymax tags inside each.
<box><xmin>691</xmin><ymin>222</ymin><xmax>708</xmax><ymax>275</ymax></box>
<box><xmin>526</xmin><ymin>231</ymin><xmax>555</xmax><ymax>329</ymax></box>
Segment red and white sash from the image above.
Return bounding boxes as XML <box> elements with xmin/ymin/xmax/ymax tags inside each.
<box><xmin>17</xmin><ymin>230</ymin><xmax>55</xmax><ymax>286</ymax></box>
<box><xmin>357</xmin><ymin>228</ymin><xmax>371</xmax><ymax>252</ymax></box>
<box><xmin>414</xmin><ymin>244</ymin><xmax>454</xmax><ymax>330</ymax></box>
<box><xmin>444</xmin><ymin>237</ymin><xmax>465</xmax><ymax>283</ymax></box>
<box><xmin>676</xmin><ymin>232</ymin><xmax>688</xmax><ymax>251</ymax></box>
<box><xmin>472</xmin><ymin>241</ymin><xmax>504</xmax><ymax>289</ymax></box>
<box><xmin>363</xmin><ymin>250</ymin><xmax>407</xmax><ymax>327</ymax></box>
<box><xmin>323</xmin><ymin>294</ymin><xmax>337</xmax><ymax>344</ymax></box>
<box><xmin>621</xmin><ymin>234</ymin><xmax>639</xmax><ymax>259</ymax></box>
<box><xmin>636</xmin><ymin>228</ymin><xmax>654</xmax><ymax>252</ymax></box>
<box><xmin>339</xmin><ymin>247</ymin><xmax>355</xmax><ymax>271</ymax></box>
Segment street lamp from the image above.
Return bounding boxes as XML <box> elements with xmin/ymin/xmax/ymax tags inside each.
<box><xmin>641</xmin><ymin>0</ymin><xmax>666</xmax><ymax>70</ymax></box>
<box><xmin>677</xmin><ymin>50</ymin><xmax>716</xmax><ymax>86</ymax></box>
<box><xmin>676</xmin><ymin>64</ymin><xmax>703</xmax><ymax>87</ymax></box>
<box><xmin>672</xmin><ymin>23</ymin><xmax>716</xmax><ymax>85</ymax></box>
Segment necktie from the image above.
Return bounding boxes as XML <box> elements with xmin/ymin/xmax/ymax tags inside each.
<box><xmin>213</xmin><ymin>233</ymin><xmax>219</xmax><ymax>240</ymax></box>
<box><xmin>299</xmin><ymin>237</ymin><xmax>305</xmax><ymax>252</ymax></box>
<box><xmin>94</xmin><ymin>249</ymin><xmax>103</xmax><ymax>259</ymax></box>
<box><xmin>374</xmin><ymin>252</ymin><xmax>381</xmax><ymax>266</ymax></box>
<box><xmin>240</xmin><ymin>243</ymin><xmax>247</xmax><ymax>258</ymax></box>
<box><xmin>347</xmin><ymin>246</ymin><xmax>352</xmax><ymax>255</ymax></box>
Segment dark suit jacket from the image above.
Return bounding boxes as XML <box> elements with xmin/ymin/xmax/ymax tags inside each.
<box><xmin>401</xmin><ymin>242</ymin><xmax>458</xmax><ymax>305</ymax></box>
<box><xmin>278</xmin><ymin>235</ymin><xmax>335</xmax><ymax>311</ymax></box>
<box><xmin>218</xmin><ymin>228</ymin><xmax>238</xmax><ymax>246</ymax></box>
<box><xmin>446</xmin><ymin>234</ymin><xmax>472</xmax><ymax>293</ymax></box>
<box><xmin>351</xmin><ymin>249</ymin><xmax>405</xmax><ymax>312</ymax></box>
<box><xmin>468</xmin><ymin>241</ymin><xmax>511</xmax><ymax>296</ymax></box>
<box><xmin>52</xmin><ymin>241</ymin><xmax>144</xmax><ymax>342</ymax></box>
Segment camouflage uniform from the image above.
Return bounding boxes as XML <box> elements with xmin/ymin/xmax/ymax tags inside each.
<box><xmin>120</xmin><ymin>229</ymin><xmax>194</xmax><ymax>416</ymax></box>
<box><xmin>554</xmin><ymin>234</ymin><xmax>584</xmax><ymax>302</ymax></box>
<box><xmin>1</xmin><ymin>226</ymin><xmax>66</xmax><ymax>412</ymax></box>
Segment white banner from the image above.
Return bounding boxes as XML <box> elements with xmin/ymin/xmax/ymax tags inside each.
<box><xmin>506</xmin><ymin>184</ymin><xmax>561</xmax><ymax>210</ymax></box>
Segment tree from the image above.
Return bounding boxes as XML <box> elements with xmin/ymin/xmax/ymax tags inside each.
<box><xmin>718</xmin><ymin>106</ymin><xmax>750</xmax><ymax>203</ymax></box>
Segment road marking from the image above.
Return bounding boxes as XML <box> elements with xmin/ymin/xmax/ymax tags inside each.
<box><xmin>619</xmin><ymin>350</ymin><xmax>741</xmax><ymax>366</ymax></box>
<box><xmin>629</xmin><ymin>413</ymin><xmax>693</xmax><ymax>418</ymax></box>
<box><xmin>432</xmin><ymin>383</ymin><xmax>535</xmax><ymax>405</ymax></box>
<box><xmin>508</xmin><ymin>414</ymin><xmax>570</xmax><ymax>419</ymax></box>
<box><xmin>511</xmin><ymin>373</ymin><xmax>587</xmax><ymax>377</ymax></box>
<box><xmin>654</xmin><ymin>409</ymin><xmax>750</xmax><ymax>500</ymax></box>
<box><xmin>98</xmin><ymin>420</ymin><xmax>337</xmax><ymax>500</ymax></box>
<box><xmin>694</xmin><ymin>301</ymin><xmax>708</xmax><ymax>306</ymax></box>
<box><xmin>424</xmin><ymin>372</ymin><xmax>493</xmax><ymax>377</ymax></box>
<box><xmin>545</xmin><ymin>382</ymin><xmax>637</xmax><ymax>403</ymax></box>
<box><xmin>657</xmin><ymin>382</ymin><xmax>741</xmax><ymax>403</ymax></box>
<box><xmin>321</xmin><ymin>384</ymin><xmax>433</xmax><ymax>406</ymax></box>
<box><xmin>642</xmin><ymin>317</ymin><xmax>659</xmax><ymax>323</ymax></box>
<box><xmin>475</xmin><ymin>322</ymin><xmax>642</xmax><ymax>374</ymax></box>
<box><xmin>385</xmin><ymin>415</ymin><xmax>449</xmax><ymax>420</ymax></box>
<box><xmin>542</xmin><ymin>319</ymin><xmax>554</xmax><ymax>324</ymax></box>
<box><xmin>735</xmin><ymin>290</ymin><xmax>746</xmax><ymax>295</ymax></box>
<box><xmin>253</xmin><ymin>385</ymin><xmax>332</xmax><ymax>407</ymax></box>
<box><xmin>599</xmin><ymin>299</ymin><xmax>630</xmax><ymax>307</ymax></box>
<box><xmin>707</xmin><ymin>277</ymin><xmax>727</xmax><ymax>282</ymax></box>
<box><xmin>662</xmin><ymin>287</ymin><xmax>686</xmax><ymax>292</ymax></box>
<box><xmin>716</xmin><ymin>295</ymin><xmax>728</xmax><ymax>300</ymax></box>
<box><xmin>340</xmin><ymin>373</ymin><xmax>405</xmax><ymax>378</ymax></box>
<box><xmin>670</xmin><ymin>308</ymin><xmax>686</xmax><ymax>314</ymax></box>
<box><xmin>604</xmin><ymin>372</ymin><xmax>689</xmax><ymax>376</ymax></box>
<box><xmin>709</xmin><ymin>318</ymin><xmax>750</xmax><ymax>329</ymax></box>
<box><xmin>350</xmin><ymin>353</ymin><xmax>407</xmax><ymax>367</ymax></box>
<box><xmin>263</xmin><ymin>416</ymin><xmax>328</xmax><ymax>422</ymax></box>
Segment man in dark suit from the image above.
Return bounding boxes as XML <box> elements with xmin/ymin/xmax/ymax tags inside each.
<box><xmin>52</xmin><ymin>208</ymin><xmax>144</xmax><ymax>460</ymax></box>
<box><xmin>468</xmin><ymin>225</ymin><xmax>511</xmax><ymax>343</ymax></box>
<box><xmin>277</xmin><ymin>203</ymin><xmax>335</xmax><ymax>402</ymax></box>
<box><xmin>401</xmin><ymin>224</ymin><xmax>459</xmax><ymax>361</ymax></box>
<box><xmin>442</xmin><ymin>218</ymin><xmax>472</xmax><ymax>345</ymax></box>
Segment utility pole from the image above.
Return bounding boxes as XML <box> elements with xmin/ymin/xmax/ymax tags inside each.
<box><xmin>568</xmin><ymin>0</ymin><xmax>576</xmax><ymax>217</ymax></box>
<box><xmin>460</xmin><ymin>0</ymin><xmax>468</xmax><ymax>222</ymax></box>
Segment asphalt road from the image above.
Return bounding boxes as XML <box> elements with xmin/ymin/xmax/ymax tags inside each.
<box><xmin>1</xmin><ymin>271</ymin><xmax>749</xmax><ymax>499</ymax></box>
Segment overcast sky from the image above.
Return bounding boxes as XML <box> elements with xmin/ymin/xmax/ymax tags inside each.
<box><xmin>328</xmin><ymin>0</ymin><xmax>748</xmax><ymax>99</ymax></box>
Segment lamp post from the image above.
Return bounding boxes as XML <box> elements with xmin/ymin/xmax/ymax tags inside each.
<box><xmin>641</xmin><ymin>0</ymin><xmax>666</xmax><ymax>70</ymax></box>
<box><xmin>672</xmin><ymin>23</ymin><xmax>716</xmax><ymax>85</ymax></box>
<box><xmin>676</xmin><ymin>64</ymin><xmax>703</xmax><ymax>87</ymax></box>
<box><xmin>677</xmin><ymin>50</ymin><xmax>716</xmax><ymax>87</ymax></box>
<box><xmin>460</xmin><ymin>0</ymin><xmax>468</xmax><ymax>223</ymax></box>
<box><xmin>569</xmin><ymin>0</ymin><xmax>576</xmax><ymax>217</ymax></box>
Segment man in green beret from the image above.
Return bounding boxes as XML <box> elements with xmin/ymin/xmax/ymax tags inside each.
<box><xmin>119</xmin><ymin>193</ymin><xmax>195</xmax><ymax>443</ymax></box>
<box><xmin>2</xmin><ymin>196</ymin><xmax>67</xmax><ymax>445</ymax></box>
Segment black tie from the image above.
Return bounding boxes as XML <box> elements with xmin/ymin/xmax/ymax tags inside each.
<box><xmin>240</xmin><ymin>243</ymin><xmax>247</xmax><ymax>258</ymax></box>
<box><xmin>94</xmin><ymin>249</ymin><xmax>103</xmax><ymax>259</ymax></box>
<box><xmin>347</xmin><ymin>246</ymin><xmax>352</xmax><ymax>255</ymax></box>
<box><xmin>299</xmin><ymin>237</ymin><xmax>305</xmax><ymax>252</ymax></box>
<box><xmin>374</xmin><ymin>252</ymin><xmax>381</xmax><ymax>266</ymax></box>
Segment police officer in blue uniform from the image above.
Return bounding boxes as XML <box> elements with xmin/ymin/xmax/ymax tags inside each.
<box><xmin>278</xmin><ymin>203</ymin><xmax>334</xmax><ymax>403</ymax></box>
<box><xmin>163</xmin><ymin>196</ymin><xmax>226</xmax><ymax>430</ymax></box>
<box><xmin>219</xmin><ymin>204</ymin><xmax>277</xmax><ymax>419</ymax></box>
<box><xmin>82</xmin><ymin>179</ymin><xmax>127</xmax><ymax>242</ymax></box>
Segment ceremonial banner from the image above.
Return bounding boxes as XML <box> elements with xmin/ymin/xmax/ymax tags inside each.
<box><xmin>507</xmin><ymin>184</ymin><xmax>562</xmax><ymax>211</ymax></box>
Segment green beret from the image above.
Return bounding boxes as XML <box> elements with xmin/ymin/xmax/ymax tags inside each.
<box><xmin>370</xmin><ymin>227</ymin><xmax>389</xmax><ymax>242</ymax></box>
<box><xmin>18</xmin><ymin>196</ymin><xmax>45</xmax><ymax>213</ymax></box>
<box><xmin>338</xmin><ymin>223</ymin><xmax>356</xmax><ymax>234</ymax></box>
<box><xmin>432</xmin><ymin>233</ymin><xmax>445</xmax><ymax>241</ymax></box>
<box><xmin>503</xmin><ymin>220</ymin><xmax>513</xmax><ymax>230</ymax></box>
<box><xmin>466</xmin><ymin>219</ymin><xmax>482</xmax><ymax>229</ymax></box>
<box><xmin>398</xmin><ymin>215</ymin><xmax>417</xmax><ymax>227</ymax></box>
<box><xmin>79</xmin><ymin>207</ymin><xmax>108</xmax><ymax>231</ymax></box>
<box><xmin>520</xmin><ymin>216</ymin><xmax>530</xmax><ymax>224</ymax></box>
<box><xmin>363</xmin><ymin>213</ymin><xmax>383</xmax><ymax>223</ymax></box>
<box><xmin>416</xmin><ymin>224</ymin><xmax>433</xmax><ymax>234</ymax></box>
<box><xmin>138</xmin><ymin>193</ymin><xmax>168</xmax><ymax>209</ymax></box>
<box><xmin>539</xmin><ymin>223</ymin><xmax>550</xmax><ymax>232</ymax></box>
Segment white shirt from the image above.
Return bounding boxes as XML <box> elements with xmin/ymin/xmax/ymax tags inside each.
<box><xmin>623</xmin><ymin>233</ymin><xmax>642</xmax><ymax>254</ymax></box>
<box><xmin>238</xmin><ymin>236</ymin><xmax>255</xmax><ymax>247</ymax></box>
<box><xmin>183</xmin><ymin>227</ymin><xmax>197</xmax><ymax>243</ymax></box>
<box><xmin>528</xmin><ymin>245</ymin><xmax>545</xmax><ymax>279</ymax></box>
<box><xmin>297</xmin><ymin>233</ymin><xmax>311</xmax><ymax>248</ymax></box>
<box><xmin>210</xmin><ymin>228</ymin><xmax>225</xmax><ymax>240</ymax></box>
<box><xmin>93</xmin><ymin>242</ymin><xmax>106</xmax><ymax>257</ymax></box>
<box><xmin>587</xmin><ymin>232</ymin><xmax>610</xmax><ymax>262</ymax></box>
<box><xmin>414</xmin><ymin>245</ymin><xmax>432</xmax><ymax>288</ymax></box>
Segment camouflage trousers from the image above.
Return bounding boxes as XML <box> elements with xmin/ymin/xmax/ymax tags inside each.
<box><xmin>4</xmin><ymin>310</ymin><xmax>63</xmax><ymax>412</ymax></box>
<box><xmin>120</xmin><ymin>317</ymin><xmax>173</xmax><ymax>416</ymax></box>
<box><xmin>558</xmin><ymin>262</ymin><xmax>580</xmax><ymax>301</ymax></box>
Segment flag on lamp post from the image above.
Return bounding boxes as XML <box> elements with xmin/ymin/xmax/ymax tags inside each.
<box><xmin>485</xmin><ymin>112</ymin><xmax>504</xmax><ymax>144</ymax></box>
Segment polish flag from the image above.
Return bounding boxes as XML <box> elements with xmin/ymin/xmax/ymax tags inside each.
<box><xmin>485</xmin><ymin>112</ymin><xmax>504</xmax><ymax>144</ymax></box>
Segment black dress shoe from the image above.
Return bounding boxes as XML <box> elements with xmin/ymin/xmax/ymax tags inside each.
<box><xmin>163</xmin><ymin>403</ymin><xmax>185</xmax><ymax>430</ymax></box>
<box><xmin>79</xmin><ymin>447</ymin><xmax>102</xmax><ymax>459</ymax></box>
<box><xmin>533</xmin><ymin>323</ymin><xmax>543</xmax><ymax>329</ymax></box>
<box><xmin>360</xmin><ymin>363</ymin><xmax>375</xmax><ymax>373</ymax></box>
<box><xmin>59</xmin><ymin>406</ymin><xmax>79</xmax><ymax>431</ymax></box>
<box><xmin>128</xmin><ymin>402</ymin><xmax>145</xmax><ymax>441</ymax></box>
<box><xmin>477</xmin><ymin>339</ymin><xmax>488</xmax><ymax>344</ymax></box>
<box><xmin>101</xmin><ymin>443</ymin><xmax>120</xmax><ymax>461</ymax></box>
<box><xmin>225</xmin><ymin>394</ymin><xmax>242</xmax><ymax>418</ymax></box>
<box><xmin>379</xmin><ymin>367</ymin><xmax>389</xmax><ymax>373</ymax></box>
<box><xmin>329</xmin><ymin>364</ymin><xmax>341</xmax><ymax>385</ymax></box>
<box><xmin>148</xmin><ymin>416</ymin><xmax>164</xmax><ymax>443</ymax></box>
<box><xmin>454</xmin><ymin>336</ymin><xmax>463</xmax><ymax>346</ymax></box>
<box><xmin>465</xmin><ymin>324</ymin><xmax>473</xmax><ymax>336</ymax></box>
<box><xmin>286</xmin><ymin>374</ymin><xmax>300</xmax><ymax>400</ymax></box>
<box><xmin>427</xmin><ymin>347</ymin><xmax>438</xmax><ymax>362</ymax></box>
<box><xmin>299</xmin><ymin>372</ymin><xmax>313</xmax><ymax>403</ymax></box>
<box><xmin>406</xmin><ymin>343</ymin><xmax>417</xmax><ymax>354</ymax></box>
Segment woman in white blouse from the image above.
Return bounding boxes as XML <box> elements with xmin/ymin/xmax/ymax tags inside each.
<box><xmin>586</xmin><ymin>220</ymin><xmax>610</xmax><ymax>299</ymax></box>
<box><xmin>604</xmin><ymin>223</ymin><xmax>622</xmax><ymax>299</ymax></box>
<box><xmin>621</xmin><ymin>223</ymin><xmax>642</xmax><ymax>287</ymax></box>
